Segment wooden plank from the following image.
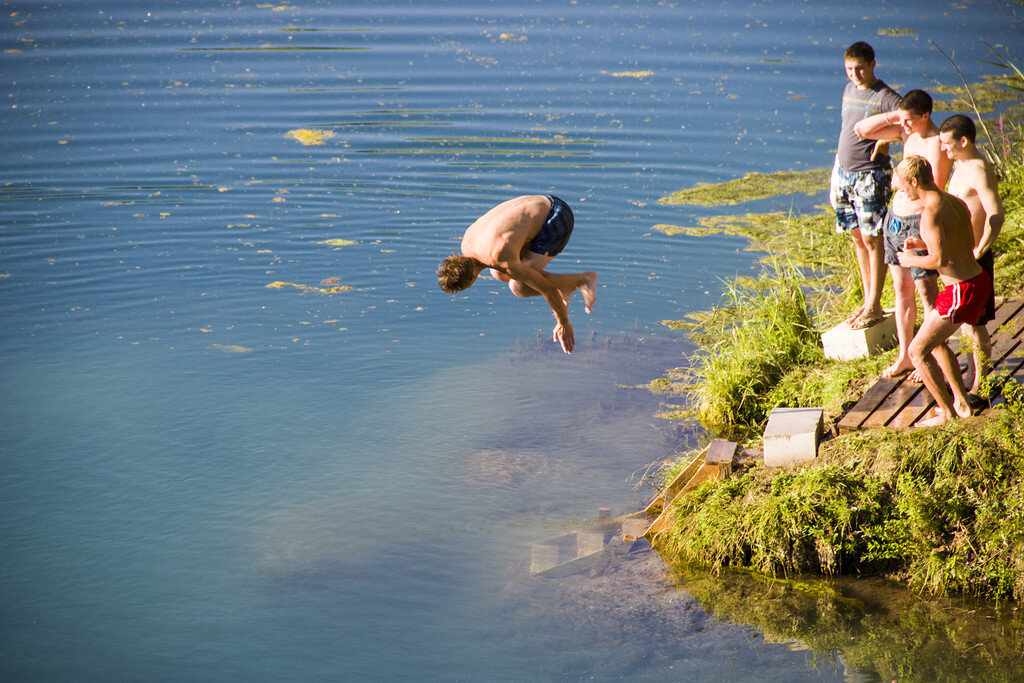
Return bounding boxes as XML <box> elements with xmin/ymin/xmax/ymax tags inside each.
<box><xmin>644</xmin><ymin>462</ymin><xmax>720</xmax><ymax>540</ymax></box>
<box><xmin>958</xmin><ymin>301</ymin><xmax>1023</xmax><ymax>395</ymax></box>
<box><xmin>990</xmin><ymin>298</ymin><xmax>1024</xmax><ymax>333</ymax></box>
<box><xmin>988</xmin><ymin>335</ymin><xmax>1023</xmax><ymax>372</ymax></box>
<box><xmin>889</xmin><ymin>389</ymin><xmax>935</xmax><ymax>429</ymax></box>
<box><xmin>898</xmin><ymin>342</ymin><xmax>1023</xmax><ymax>429</ymax></box>
<box><xmin>896</xmin><ymin>342</ymin><xmax>1022</xmax><ymax>429</ymax></box>
<box><xmin>644</xmin><ymin>444</ymin><xmax>708</xmax><ymax>516</ymax></box>
<box><xmin>989</xmin><ymin>350</ymin><xmax>1024</xmax><ymax>407</ymax></box>
<box><xmin>861</xmin><ymin>380</ymin><xmax>922</xmax><ymax>429</ymax></box>
<box><xmin>858</xmin><ymin>298</ymin><xmax>1024</xmax><ymax>431</ymax></box>
<box><xmin>991</xmin><ymin>365</ymin><xmax>1024</xmax><ymax>408</ymax></box>
<box><xmin>706</xmin><ymin>439</ymin><xmax>737</xmax><ymax>479</ymax></box>
<box><xmin>837</xmin><ymin>377</ymin><xmax>900</xmax><ymax>432</ymax></box>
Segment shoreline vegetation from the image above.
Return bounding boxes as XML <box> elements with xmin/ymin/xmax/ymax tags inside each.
<box><xmin>646</xmin><ymin>55</ymin><xmax>1024</xmax><ymax>605</ymax></box>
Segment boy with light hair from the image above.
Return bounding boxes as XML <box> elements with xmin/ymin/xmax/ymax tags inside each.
<box><xmin>893</xmin><ymin>156</ymin><xmax>990</xmax><ymax>427</ymax></box>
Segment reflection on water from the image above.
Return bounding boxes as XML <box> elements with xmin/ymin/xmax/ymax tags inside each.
<box><xmin>673</xmin><ymin>566</ymin><xmax>1024</xmax><ymax>682</ymax></box>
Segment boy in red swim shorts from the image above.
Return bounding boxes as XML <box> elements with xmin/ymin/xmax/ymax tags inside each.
<box><xmin>934</xmin><ymin>270</ymin><xmax>993</xmax><ymax>326</ymax></box>
<box><xmin>894</xmin><ymin>156</ymin><xmax>987</xmax><ymax>426</ymax></box>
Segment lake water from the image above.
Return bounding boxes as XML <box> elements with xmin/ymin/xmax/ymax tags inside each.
<box><xmin>2</xmin><ymin>1</ymin><xmax>1020</xmax><ymax>679</ymax></box>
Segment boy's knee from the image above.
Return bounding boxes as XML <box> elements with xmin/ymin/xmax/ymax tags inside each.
<box><xmin>908</xmin><ymin>340</ymin><xmax>930</xmax><ymax>366</ymax></box>
<box><xmin>508</xmin><ymin>281</ymin><xmax>533</xmax><ymax>298</ymax></box>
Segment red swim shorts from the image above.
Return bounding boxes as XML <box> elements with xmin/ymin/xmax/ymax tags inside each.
<box><xmin>935</xmin><ymin>270</ymin><xmax>993</xmax><ymax>326</ymax></box>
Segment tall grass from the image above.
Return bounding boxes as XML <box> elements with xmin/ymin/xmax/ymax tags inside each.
<box><xmin>689</xmin><ymin>261</ymin><xmax>823</xmax><ymax>441</ymax></box>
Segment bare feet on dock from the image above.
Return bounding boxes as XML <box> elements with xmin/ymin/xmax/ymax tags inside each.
<box><xmin>881</xmin><ymin>357</ymin><xmax>914</xmax><ymax>380</ymax></box>
<box><xmin>952</xmin><ymin>395</ymin><xmax>973</xmax><ymax>419</ymax></box>
<box><xmin>579</xmin><ymin>272</ymin><xmax>597</xmax><ymax>314</ymax></box>
<box><xmin>919</xmin><ymin>399</ymin><xmax>971</xmax><ymax>427</ymax></box>
<box><xmin>918</xmin><ymin>412</ymin><xmax>951</xmax><ymax>427</ymax></box>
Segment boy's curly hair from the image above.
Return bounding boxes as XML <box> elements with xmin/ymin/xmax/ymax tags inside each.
<box><xmin>438</xmin><ymin>255</ymin><xmax>480</xmax><ymax>293</ymax></box>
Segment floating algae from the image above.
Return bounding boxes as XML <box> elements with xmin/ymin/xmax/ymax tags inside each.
<box><xmin>877</xmin><ymin>28</ymin><xmax>916</xmax><ymax>37</ymax></box>
<box><xmin>657</xmin><ymin>168</ymin><xmax>829</xmax><ymax>207</ymax></box>
<box><xmin>285</xmin><ymin>128</ymin><xmax>336</xmax><ymax>146</ymax></box>
<box><xmin>607</xmin><ymin>70</ymin><xmax>654</xmax><ymax>78</ymax></box>
<box><xmin>654</xmin><ymin>211</ymin><xmax>819</xmax><ymax>246</ymax></box>
<box><xmin>318</xmin><ymin>238</ymin><xmax>356</xmax><ymax>248</ymax></box>
<box><xmin>934</xmin><ymin>74</ymin><xmax>1024</xmax><ymax>113</ymax></box>
<box><xmin>266</xmin><ymin>281</ymin><xmax>353</xmax><ymax>294</ymax></box>
<box><xmin>210</xmin><ymin>344</ymin><xmax>254</xmax><ymax>353</ymax></box>
<box><xmin>651</xmin><ymin>223</ymin><xmax>735</xmax><ymax>237</ymax></box>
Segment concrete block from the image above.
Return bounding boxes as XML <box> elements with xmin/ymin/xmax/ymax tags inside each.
<box><xmin>821</xmin><ymin>309</ymin><xmax>897</xmax><ymax>361</ymax></box>
<box><xmin>763</xmin><ymin>407</ymin><xmax>823</xmax><ymax>467</ymax></box>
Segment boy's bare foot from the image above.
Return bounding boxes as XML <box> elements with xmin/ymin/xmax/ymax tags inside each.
<box><xmin>844</xmin><ymin>306</ymin><xmax>865</xmax><ymax>325</ymax></box>
<box><xmin>918</xmin><ymin>413</ymin><xmax>951</xmax><ymax>427</ymax></box>
<box><xmin>881</xmin><ymin>358</ymin><xmax>914</xmax><ymax>379</ymax></box>
<box><xmin>579</xmin><ymin>272</ymin><xmax>597</xmax><ymax>314</ymax></box>
<box><xmin>952</xmin><ymin>395</ymin><xmax>974</xmax><ymax>419</ymax></box>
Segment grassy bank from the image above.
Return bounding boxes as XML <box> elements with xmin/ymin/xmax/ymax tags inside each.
<box><xmin>649</xmin><ymin>64</ymin><xmax>1024</xmax><ymax>601</ymax></box>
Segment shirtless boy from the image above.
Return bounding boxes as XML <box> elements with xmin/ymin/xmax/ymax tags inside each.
<box><xmin>829</xmin><ymin>42</ymin><xmax>902</xmax><ymax>330</ymax></box>
<box><xmin>939</xmin><ymin>114</ymin><xmax>1004</xmax><ymax>395</ymax></box>
<box><xmin>893</xmin><ymin>156</ymin><xmax>990</xmax><ymax>427</ymax></box>
<box><xmin>437</xmin><ymin>195</ymin><xmax>597</xmax><ymax>355</ymax></box>
<box><xmin>855</xmin><ymin>89</ymin><xmax>952</xmax><ymax>379</ymax></box>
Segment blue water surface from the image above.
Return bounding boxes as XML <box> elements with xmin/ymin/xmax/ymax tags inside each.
<box><xmin>2</xmin><ymin>0</ymin><xmax>1020</xmax><ymax>679</ymax></box>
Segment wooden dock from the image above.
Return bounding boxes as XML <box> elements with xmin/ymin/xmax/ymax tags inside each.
<box><xmin>837</xmin><ymin>297</ymin><xmax>1024</xmax><ymax>432</ymax></box>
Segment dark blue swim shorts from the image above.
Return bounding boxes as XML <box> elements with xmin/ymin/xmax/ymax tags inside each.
<box><xmin>528</xmin><ymin>195</ymin><xmax>574</xmax><ymax>257</ymax></box>
<box><xmin>882</xmin><ymin>210</ymin><xmax>937</xmax><ymax>281</ymax></box>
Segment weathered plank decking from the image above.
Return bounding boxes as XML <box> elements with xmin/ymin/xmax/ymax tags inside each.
<box><xmin>837</xmin><ymin>296</ymin><xmax>1024</xmax><ymax>432</ymax></box>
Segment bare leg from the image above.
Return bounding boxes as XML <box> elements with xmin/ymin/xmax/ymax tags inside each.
<box><xmin>915</xmin><ymin>274</ymin><xmax>939</xmax><ymax>316</ymax></box>
<box><xmin>882</xmin><ymin>264</ymin><xmax>916</xmax><ymax>379</ymax></box>
<box><xmin>516</xmin><ymin>252</ymin><xmax>597</xmax><ymax>313</ymax></box>
<box><xmin>508</xmin><ymin>270</ymin><xmax>596</xmax><ymax>308</ymax></box>
<box><xmin>931</xmin><ymin>343</ymin><xmax>973</xmax><ymax>418</ymax></box>
<box><xmin>908</xmin><ymin>275</ymin><xmax>940</xmax><ymax>383</ymax></box>
<box><xmin>910</xmin><ymin>310</ymin><xmax>968</xmax><ymax>426</ymax></box>
<box><xmin>863</xmin><ymin>233</ymin><xmax>886</xmax><ymax>320</ymax></box>
<box><xmin>961</xmin><ymin>323</ymin><xmax>991</xmax><ymax>395</ymax></box>
<box><xmin>846</xmin><ymin>228</ymin><xmax>871</xmax><ymax>323</ymax></box>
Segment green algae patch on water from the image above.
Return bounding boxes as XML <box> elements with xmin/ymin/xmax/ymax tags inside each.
<box><xmin>651</xmin><ymin>223</ymin><xmax>734</xmax><ymax>237</ymax></box>
<box><xmin>318</xmin><ymin>238</ymin><xmax>357</xmax><ymax>248</ymax></box>
<box><xmin>285</xmin><ymin>128</ymin><xmax>336</xmax><ymax>146</ymax></box>
<box><xmin>607</xmin><ymin>70</ymin><xmax>654</xmax><ymax>78</ymax></box>
<box><xmin>266</xmin><ymin>281</ymin><xmax>353</xmax><ymax>294</ymax></box>
<box><xmin>934</xmin><ymin>74</ymin><xmax>1024</xmax><ymax>113</ymax></box>
<box><xmin>210</xmin><ymin>344</ymin><xmax>254</xmax><ymax>353</ymax></box>
<box><xmin>877</xmin><ymin>28</ymin><xmax>916</xmax><ymax>37</ymax></box>
<box><xmin>657</xmin><ymin>168</ymin><xmax>829</xmax><ymax>207</ymax></box>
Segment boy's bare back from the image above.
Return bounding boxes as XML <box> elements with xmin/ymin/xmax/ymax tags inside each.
<box><xmin>460</xmin><ymin>195</ymin><xmax>550</xmax><ymax>268</ymax></box>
